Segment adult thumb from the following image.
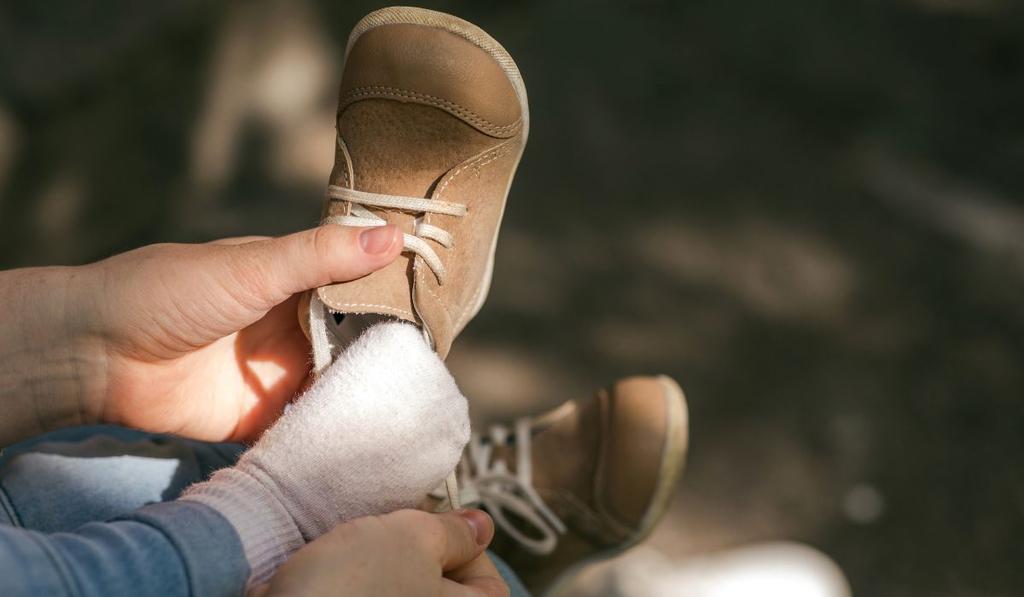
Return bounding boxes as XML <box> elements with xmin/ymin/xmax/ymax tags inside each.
<box><xmin>221</xmin><ymin>225</ymin><xmax>402</xmax><ymax>309</ymax></box>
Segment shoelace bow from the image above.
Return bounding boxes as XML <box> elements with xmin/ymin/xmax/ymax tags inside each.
<box><xmin>453</xmin><ymin>420</ymin><xmax>567</xmax><ymax>555</ymax></box>
<box><xmin>324</xmin><ymin>184</ymin><xmax>467</xmax><ymax>285</ymax></box>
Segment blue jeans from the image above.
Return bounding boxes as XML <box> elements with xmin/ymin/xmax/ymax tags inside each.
<box><xmin>0</xmin><ymin>426</ymin><xmax>529</xmax><ymax>596</ymax></box>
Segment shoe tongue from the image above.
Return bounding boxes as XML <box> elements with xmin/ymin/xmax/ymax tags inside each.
<box><xmin>317</xmin><ymin>253</ymin><xmax>419</xmax><ymax>327</ymax></box>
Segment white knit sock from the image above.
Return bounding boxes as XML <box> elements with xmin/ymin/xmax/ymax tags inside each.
<box><xmin>183</xmin><ymin>321</ymin><xmax>470</xmax><ymax>585</ymax></box>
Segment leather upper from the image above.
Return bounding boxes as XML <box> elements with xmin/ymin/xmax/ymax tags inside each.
<box><xmin>492</xmin><ymin>376</ymin><xmax>688</xmax><ymax>592</ymax></box>
<box><xmin>338</xmin><ymin>24</ymin><xmax>522</xmax><ymax>135</ymax></box>
<box><xmin>316</xmin><ymin>18</ymin><xmax>526</xmax><ymax>357</ymax></box>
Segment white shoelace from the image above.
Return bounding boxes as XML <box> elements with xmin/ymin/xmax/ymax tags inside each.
<box><xmin>323</xmin><ymin>185</ymin><xmax>467</xmax><ymax>285</ymax></box>
<box><xmin>454</xmin><ymin>419</ymin><xmax>567</xmax><ymax>555</ymax></box>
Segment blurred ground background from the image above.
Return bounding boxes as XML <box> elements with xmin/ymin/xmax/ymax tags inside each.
<box><xmin>1</xmin><ymin>0</ymin><xmax>1023</xmax><ymax>595</ymax></box>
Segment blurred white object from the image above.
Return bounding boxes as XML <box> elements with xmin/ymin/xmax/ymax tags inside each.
<box><xmin>606</xmin><ymin>543</ymin><xmax>851</xmax><ymax>597</ymax></box>
<box><xmin>843</xmin><ymin>483</ymin><xmax>885</xmax><ymax>524</ymax></box>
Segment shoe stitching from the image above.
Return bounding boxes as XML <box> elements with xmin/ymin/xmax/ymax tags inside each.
<box><xmin>338</xmin><ymin>136</ymin><xmax>352</xmax><ymax>188</ymax></box>
<box><xmin>415</xmin><ymin>142</ymin><xmax>514</xmax><ymax>330</ymax></box>
<box><xmin>450</xmin><ymin>145</ymin><xmax>516</xmax><ymax>330</ymax></box>
<box><xmin>327</xmin><ymin>302</ymin><xmax>414</xmax><ymax>319</ymax></box>
<box><xmin>436</xmin><ymin>141</ymin><xmax>514</xmax><ymax>200</ymax></box>
<box><xmin>341</xmin><ymin>86</ymin><xmax>521</xmax><ymax>134</ymax></box>
<box><xmin>341</xmin><ymin>86</ymin><xmax>522</xmax><ymax>136</ymax></box>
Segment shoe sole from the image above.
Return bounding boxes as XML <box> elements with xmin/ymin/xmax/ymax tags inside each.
<box><xmin>344</xmin><ymin>6</ymin><xmax>530</xmax><ymax>333</ymax></box>
<box><xmin>545</xmin><ymin>375</ymin><xmax>690</xmax><ymax>596</ymax></box>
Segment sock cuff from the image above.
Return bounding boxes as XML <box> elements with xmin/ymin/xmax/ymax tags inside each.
<box><xmin>182</xmin><ymin>467</ymin><xmax>305</xmax><ymax>587</ymax></box>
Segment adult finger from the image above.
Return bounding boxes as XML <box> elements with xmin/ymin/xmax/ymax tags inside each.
<box><xmin>443</xmin><ymin>552</ymin><xmax>510</xmax><ymax>597</ymax></box>
<box><xmin>435</xmin><ymin>510</ymin><xmax>494</xmax><ymax>571</ymax></box>
<box><xmin>220</xmin><ymin>224</ymin><xmax>402</xmax><ymax>309</ymax></box>
<box><xmin>389</xmin><ymin>509</ymin><xmax>492</xmax><ymax>573</ymax></box>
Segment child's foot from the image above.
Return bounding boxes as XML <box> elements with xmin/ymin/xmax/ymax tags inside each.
<box><xmin>302</xmin><ymin>6</ymin><xmax>529</xmax><ymax>360</ymax></box>
<box><xmin>185</xmin><ymin>322</ymin><xmax>469</xmax><ymax>586</ymax></box>
<box><xmin>456</xmin><ymin>376</ymin><xmax>689</xmax><ymax>594</ymax></box>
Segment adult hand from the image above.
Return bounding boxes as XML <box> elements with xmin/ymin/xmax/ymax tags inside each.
<box><xmin>0</xmin><ymin>225</ymin><xmax>401</xmax><ymax>444</ymax></box>
<box><xmin>250</xmin><ymin>509</ymin><xmax>508</xmax><ymax>597</ymax></box>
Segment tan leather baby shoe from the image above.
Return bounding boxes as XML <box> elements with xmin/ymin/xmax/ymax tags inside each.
<box><xmin>452</xmin><ymin>376</ymin><xmax>689</xmax><ymax>594</ymax></box>
<box><xmin>305</xmin><ymin>6</ymin><xmax>528</xmax><ymax>359</ymax></box>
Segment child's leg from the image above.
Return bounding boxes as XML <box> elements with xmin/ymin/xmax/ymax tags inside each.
<box><xmin>0</xmin><ymin>426</ymin><xmax>242</xmax><ymax>532</ymax></box>
<box><xmin>0</xmin><ymin>399</ymin><xmax>530</xmax><ymax>596</ymax></box>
